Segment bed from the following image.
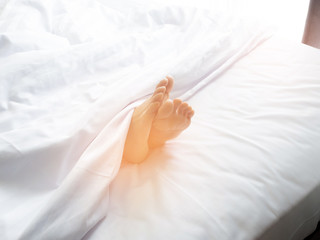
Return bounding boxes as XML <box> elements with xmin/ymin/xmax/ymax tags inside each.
<box><xmin>1</xmin><ymin>0</ymin><xmax>320</xmax><ymax>240</ymax></box>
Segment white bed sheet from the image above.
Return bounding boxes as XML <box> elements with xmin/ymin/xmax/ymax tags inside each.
<box><xmin>82</xmin><ymin>38</ymin><xmax>320</xmax><ymax>240</ymax></box>
<box><xmin>1</xmin><ymin>0</ymin><xmax>319</xmax><ymax>239</ymax></box>
<box><xmin>0</xmin><ymin>0</ymin><xmax>271</xmax><ymax>239</ymax></box>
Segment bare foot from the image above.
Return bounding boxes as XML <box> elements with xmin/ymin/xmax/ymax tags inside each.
<box><xmin>148</xmin><ymin>99</ymin><xmax>195</xmax><ymax>148</ymax></box>
<box><xmin>123</xmin><ymin>77</ymin><xmax>173</xmax><ymax>163</ymax></box>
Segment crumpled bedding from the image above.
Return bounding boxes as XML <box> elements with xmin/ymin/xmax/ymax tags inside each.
<box><xmin>82</xmin><ymin>37</ymin><xmax>320</xmax><ymax>240</ymax></box>
<box><xmin>0</xmin><ymin>0</ymin><xmax>271</xmax><ymax>239</ymax></box>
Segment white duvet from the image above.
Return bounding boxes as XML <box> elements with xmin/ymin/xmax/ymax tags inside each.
<box><xmin>0</xmin><ymin>0</ymin><xmax>272</xmax><ymax>239</ymax></box>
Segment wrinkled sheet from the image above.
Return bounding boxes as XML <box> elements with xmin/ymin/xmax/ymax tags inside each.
<box><xmin>82</xmin><ymin>38</ymin><xmax>320</xmax><ymax>240</ymax></box>
<box><xmin>0</xmin><ymin>0</ymin><xmax>271</xmax><ymax>239</ymax></box>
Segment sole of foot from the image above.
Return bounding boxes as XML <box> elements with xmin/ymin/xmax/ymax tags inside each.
<box><xmin>123</xmin><ymin>76</ymin><xmax>174</xmax><ymax>163</ymax></box>
<box><xmin>149</xmin><ymin>98</ymin><xmax>194</xmax><ymax>148</ymax></box>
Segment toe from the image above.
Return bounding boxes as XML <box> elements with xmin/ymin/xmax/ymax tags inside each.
<box><xmin>188</xmin><ymin>110</ymin><xmax>194</xmax><ymax>118</ymax></box>
<box><xmin>156</xmin><ymin>78</ymin><xmax>168</xmax><ymax>89</ymax></box>
<box><xmin>178</xmin><ymin>102</ymin><xmax>188</xmax><ymax>115</ymax></box>
<box><xmin>154</xmin><ymin>86</ymin><xmax>166</xmax><ymax>95</ymax></box>
<box><xmin>165</xmin><ymin>75</ymin><xmax>174</xmax><ymax>95</ymax></box>
<box><xmin>152</xmin><ymin>93</ymin><xmax>164</xmax><ymax>102</ymax></box>
<box><xmin>173</xmin><ymin>99</ymin><xmax>182</xmax><ymax>111</ymax></box>
<box><xmin>183</xmin><ymin>107</ymin><xmax>190</xmax><ymax>116</ymax></box>
<box><xmin>185</xmin><ymin>106</ymin><xmax>193</xmax><ymax>116</ymax></box>
<box><xmin>156</xmin><ymin>100</ymin><xmax>174</xmax><ymax>119</ymax></box>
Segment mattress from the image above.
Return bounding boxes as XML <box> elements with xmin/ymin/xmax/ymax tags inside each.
<box><xmin>83</xmin><ymin>38</ymin><xmax>320</xmax><ymax>240</ymax></box>
<box><xmin>1</xmin><ymin>0</ymin><xmax>320</xmax><ymax>240</ymax></box>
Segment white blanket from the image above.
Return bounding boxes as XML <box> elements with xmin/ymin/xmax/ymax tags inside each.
<box><xmin>0</xmin><ymin>0</ymin><xmax>271</xmax><ymax>239</ymax></box>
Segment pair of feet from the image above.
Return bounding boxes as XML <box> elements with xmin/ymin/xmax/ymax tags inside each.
<box><xmin>123</xmin><ymin>76</ymin><xmax>194</xmax><ymax>163</ymax></box>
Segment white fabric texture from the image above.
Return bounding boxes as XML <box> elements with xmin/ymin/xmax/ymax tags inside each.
<box><xmin>0</xmin><ymin>0</ymin><xmax>271</xmax><ymax>239</ymax></box>
<box><xmin>82</xmin><ymin>38</ymin><xmax>320</xmax><ymax>240</ymax></box>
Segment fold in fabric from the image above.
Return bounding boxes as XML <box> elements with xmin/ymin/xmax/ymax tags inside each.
<box><xmin>0</xmin><ymin>0</ymin><xmax>272</xmax><ymax>239</ymax></box>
